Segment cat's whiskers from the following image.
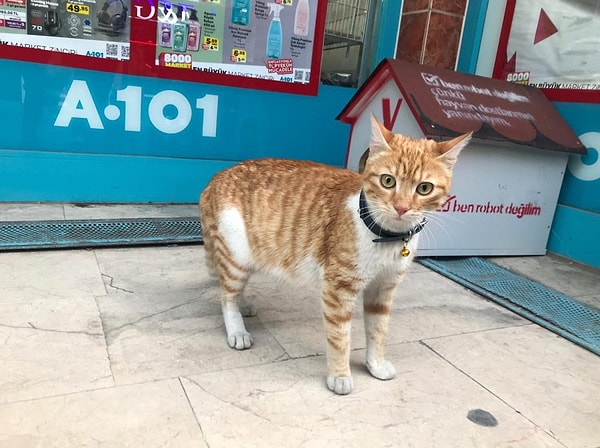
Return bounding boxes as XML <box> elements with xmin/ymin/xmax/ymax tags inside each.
<box><xmin>369</xmin><ymin>202</ymin><xmax>417</xmax><ymax>232</ymax></box>
<box><xmin>371</xmin><ymin>207</ymin><xmax>403</xmax><ymax>235</ymax></box>
<box><xmin>428</xmin><ymin>210</ymin><xmax>466</xmax><ymax>227</ymax></box>
<box><xmin>421</xmin><ymin>211</ymin><xmax>459</xmax><ymax>247</ymax></box>
<box><xmin>419</xmin><ymin>226</ymin><xmax>435</xmax><ymax>251</ymax></box>
<box><xmin>420</xmin><ymin>218</ymin><xmax>443</xmax><ymax>250</ymax></box>
<box><xmin>358</xmin><ymin>203</ymin><xmax>387</xmax><ymax>233</ymax></box>
<box><xmin>422</xmin><ymin>211</ymin><xmax>449</xmax><ymax>227</ymax></box>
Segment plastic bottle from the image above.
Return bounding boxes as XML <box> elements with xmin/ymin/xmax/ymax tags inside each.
<box><xmin>160</xmin><ymin>22</ymin><xmax>172</xmax><ymax>48</ymax></box>
<box><xmin>172</xmin><ymin>6</ymin><xmax>188</xmax><ymax>52</ymax></box>
<box><xmin>294</xmin><ymin>0</ymin><xmax>309</xmax><ymax>36</ymax></box>
<box><xmin>159</xmin><ymin>4</ymin><xmax>172</xmax><ymax>47</ymax></box>
<box><xmin>266</xmin><ymin>3</ymin><xmax>283</xmax><ymax>59</ymax></box>
<box><xmin>187</xmin><ymin>8</ymin><xmax>201</xmax><ymax>51</ymax></box>
<box><xmin>231</xmin><ymin>0</ymin><xmax>250</xmax><ymax>26</ymax></box>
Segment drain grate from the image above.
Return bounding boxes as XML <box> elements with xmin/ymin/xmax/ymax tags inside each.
<box><xmin>0</xmin><ymin>217</ymin><xmax>203</xmax><ymax>250</ymax></box>
<box><xmin>419</xmin><ymin>257</ymin><xmax>600</xmax><ymax>356</ymax></box>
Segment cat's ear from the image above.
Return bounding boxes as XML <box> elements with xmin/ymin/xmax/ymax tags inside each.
<box><xmin>369</xmin><ymin>114</ymin><xmax>394</xmax><ymax>154</ymax></box>
<box><xmin>436</xmin><ymin>132</ymin><xmax>472</xmax><ymax>168</ymax></box>
<box><xmin>358</xmin><ymin>148</ymin><xmax>370</xmax><ymax>174</ymax></box>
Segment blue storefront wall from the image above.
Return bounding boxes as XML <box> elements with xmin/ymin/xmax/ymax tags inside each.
<box><xmin>0</xmin><ymin>59</ymin><xmax>354</xmax><ymax>203</ymax></box>
<box><xmin>0</xmin><ymin>0</ymin><xmax>496</xmax><ymax>205</ymax></box>
<box><xmin>0</xmin><ymin>0</ymin><xmax>491</xmax><ymax>204</ymax></box>
<box><xmin>548</xmin><ymin>102</ymin><xmax>600</xmax><ymax>269</ymax></box>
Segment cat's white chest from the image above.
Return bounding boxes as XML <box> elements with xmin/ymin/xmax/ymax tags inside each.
<box><xmin>347</xmin><ymin>193</ymin><xmax>418</xmax><ymax>281</ymax></box>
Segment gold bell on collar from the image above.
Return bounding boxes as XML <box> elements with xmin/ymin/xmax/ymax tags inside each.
<box><xmin>400</xmin><ymin>246</ymin><xmax>411</xmax><ymax>257</ymax></box>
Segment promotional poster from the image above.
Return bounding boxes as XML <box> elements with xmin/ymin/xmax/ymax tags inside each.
<box><xmin>494</xmin><ymin>0</ymin><xmax>600</xmax><ymax>101</ymax></box>
<box><xmin>0</xmin><ymin>0</ymin><xmax>130</xmax><ymax>59</ymax></box>
<box><xmin>154</xmin><ymin>0</ymin><xmax>316</xmax><ymax>83</ymax></box>
<box><xmin>0</xmin><ymin>0</ymin><xmax>323</xmax><ymax>93</ymax></box>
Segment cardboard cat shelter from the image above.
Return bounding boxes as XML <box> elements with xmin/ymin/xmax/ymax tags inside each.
<box><xmin>338</xmin><ymin>58</ymin><xmax>586</xmax><ymax>256</ymax></box>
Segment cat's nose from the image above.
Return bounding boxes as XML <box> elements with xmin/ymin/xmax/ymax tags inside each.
<box><xmin>394</xmin><ymin>206</ymin><xmax>409</xmax><ymax>217</ymax></box>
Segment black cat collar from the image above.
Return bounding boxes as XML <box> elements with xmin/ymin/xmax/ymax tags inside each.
<box><xmin>358</xmin><ymin>190</ymin><xmax>427</xmax><ymax>247</ymax></box>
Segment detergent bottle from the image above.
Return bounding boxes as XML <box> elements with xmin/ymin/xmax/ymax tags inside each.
<box><xmin>266</xmin><ymin>2</ymin><xmax>284</xmax><ymax>59</ymax></box>
<box><xmin>294</xmin><ymin>0</ymin><xmax>309</xmax><ymax>36</ymax></box>
<box><xmin>159</xmin><ymin>3</ymin><xmax>172</xmax><ymax>47</ymax></box>
<box><xmin>186</xmin><ymin>8</ymin><xmax>201</xmax><ymax>51</ymax></box>
<box><xmin>172</xmin><ymin>5</ymin><xmax>189</xmax><ymax>52</ymax></box>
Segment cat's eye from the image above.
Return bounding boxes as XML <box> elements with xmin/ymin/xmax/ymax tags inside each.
<box><xmin>380</xmin><ymin>174</ymin><xmax>396</xmax><ymax>189</ymax></box>
<box><xmin>416</xmin><ymin>182</ymin><xmax>434</xmax><ymax>195</ymax></box>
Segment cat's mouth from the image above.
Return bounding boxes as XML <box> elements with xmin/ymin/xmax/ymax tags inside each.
<box><xmin>385</xmin><ymin>210</ymin><xmax>424</xmax><ymax>230</ymax></box>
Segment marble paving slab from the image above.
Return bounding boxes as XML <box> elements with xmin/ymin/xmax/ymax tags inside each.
<box><xmin>426</xmin><ymin>325</ymin><xmax>600</xmax><ymax>448</ymax></box>
<box><xmin>0</xmin><ymin>379</ymin><xmax>206</xmax><ymax>447</ymax></box>
<box><xmin>182</xmin><ymin>343</ymin><xmax>564</xmax><ymax>448</ymax></box>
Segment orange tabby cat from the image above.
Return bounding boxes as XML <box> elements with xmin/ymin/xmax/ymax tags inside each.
<box><xmin>199</xmin><ymin>115</ymin><xmax>471</xmax><ymax>394</ymax></box>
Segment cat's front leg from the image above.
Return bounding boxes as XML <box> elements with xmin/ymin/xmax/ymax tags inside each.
<box><xmin>321</xmin><ymin>275</ymin><xmax>357</xmax><ymax>395</ymax></box>
<box><xmin>363</xmin><ymin>280</ymin><xmax>398</xmax><ymax>381</ymax></box>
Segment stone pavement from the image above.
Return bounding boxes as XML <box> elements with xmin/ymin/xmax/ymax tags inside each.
<box><xmin>0</xmin><ymin>203</ymin><xmax>599</xmax><ymax>447</ymax></box>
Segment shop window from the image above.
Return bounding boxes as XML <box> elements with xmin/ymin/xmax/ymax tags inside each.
<box><xmin>396</xmin><ymin>0</ymin><xmax>467</xmax><ymax>70</ymax></box>
<box><xmin>320</xmin><ymin>0</ymin><xmax>373</xmax><ymax>88</ymax></box>
<box><xmin>319</xmin><ymin>0</ymin><xmax>469</xmax><ymax>87</ymax></box>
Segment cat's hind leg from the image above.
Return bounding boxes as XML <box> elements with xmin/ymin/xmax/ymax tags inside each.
<box><xmin>200</xmin><ymin>228</ymin><xmax>219</xmax><ymax>278</ymax></box>
<box><xmin>199</xmin><ymin>203</ymin><xmax>219</xmax><ymax>278</ymax></box>
<box><xmin>217</xmin><ymin>256</ymin><xmax>253</xmax><ymax>349</ymax></box>
<box><xmin>363</xmin><ymin>279</ymin><xmax>398</xmax><ymax>380</ymax></box>
<box><xmin>215</xmin><ymin>208</ymin><xmax>255</xmax><ymax>350</ymax></box>
<box><xmin>222</xmin><ymin>285</ymin><xmax>253</xmax><ymax>350</ymax></box>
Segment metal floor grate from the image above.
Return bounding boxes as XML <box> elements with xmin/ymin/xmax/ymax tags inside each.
<box><xmin>419</xmin><ymin>257</ymin><xmax>600</xmax><ymax>356</ymax></box>
<box><xmin>0</xmin><ymin>217</ymin><xmax>203</xmax><ymax>250</ymax></box>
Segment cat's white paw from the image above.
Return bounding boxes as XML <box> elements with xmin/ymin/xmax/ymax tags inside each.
<box><xmin>366</xmin><ymin>360</ymin><xmax>396</xmax><ymax>380</ymax></box>
<box><xmin>227</xmin><ymin>332</ymin><xmax>253</xmax><ymax>350</ymax></box>
<box><xmin>327</xmin><ymin>375</ymin><xmax>354</xmax><ymax>395</ymax></box>
<box><xmin>240</xmin><ymin>301</ymin><xmax>258</xmax><ymax>317</ymax></box>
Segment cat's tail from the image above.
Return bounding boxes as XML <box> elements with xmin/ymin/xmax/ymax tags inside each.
<box><xmin>199</xmin><ymin>193</ymin><xmax>219</xmax><ymax>278</ymax></box>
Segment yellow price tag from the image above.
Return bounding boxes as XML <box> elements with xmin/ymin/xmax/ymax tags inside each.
<box><xmin>66</xmin><ymin>2</ymin><xmax>90</xmax><ymax>15</ymax></box>
<box><xmin>203</xmin><ymin>36</ymin><xmax>219</xmax><ymax>51</ymax></box>
<box><xmin>231</xmin><ymin>48</ymin><xmax>246</xmax><ymax>63</ymax></box>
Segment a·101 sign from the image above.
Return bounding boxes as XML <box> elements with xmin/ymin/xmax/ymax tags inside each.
<box><xmin>54</xmin><ymin>79</ymin><xmax>218</xmax><ymax>137</ymax></box>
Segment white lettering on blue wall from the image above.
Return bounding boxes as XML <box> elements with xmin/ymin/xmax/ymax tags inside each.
<box><xmin>54</xmin><ymin>80</ymin><xmax>104</xmax><ymax>129</ymax></box>
<box><xmin>54</xmin><ymin>79</ymin><xmax>219</xmax><ymax>137</ymax></box>
<box><xmin>148</xmin><ymin>90</ymin><xmax>192</xmax><ymax>134</ymax></box>
<box><xmin>568</xmin><ymin>132</ymin><xmax>600</xmax><ymax>182</ymax></box>
<box><xmin>196</xmin><ymin>94</ymin><xmax>218</xmax><ymax>138</ymax></box>
<box><xmin>116</xmin><ymin>85</ymin><xmax>142</xmax><ymax>132</ymax></box>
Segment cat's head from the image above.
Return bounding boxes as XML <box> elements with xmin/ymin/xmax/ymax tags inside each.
<box><xmin>360</xmin><ymin>115</ymin><xmax>471</xmax><ymax>232</ymax></box>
